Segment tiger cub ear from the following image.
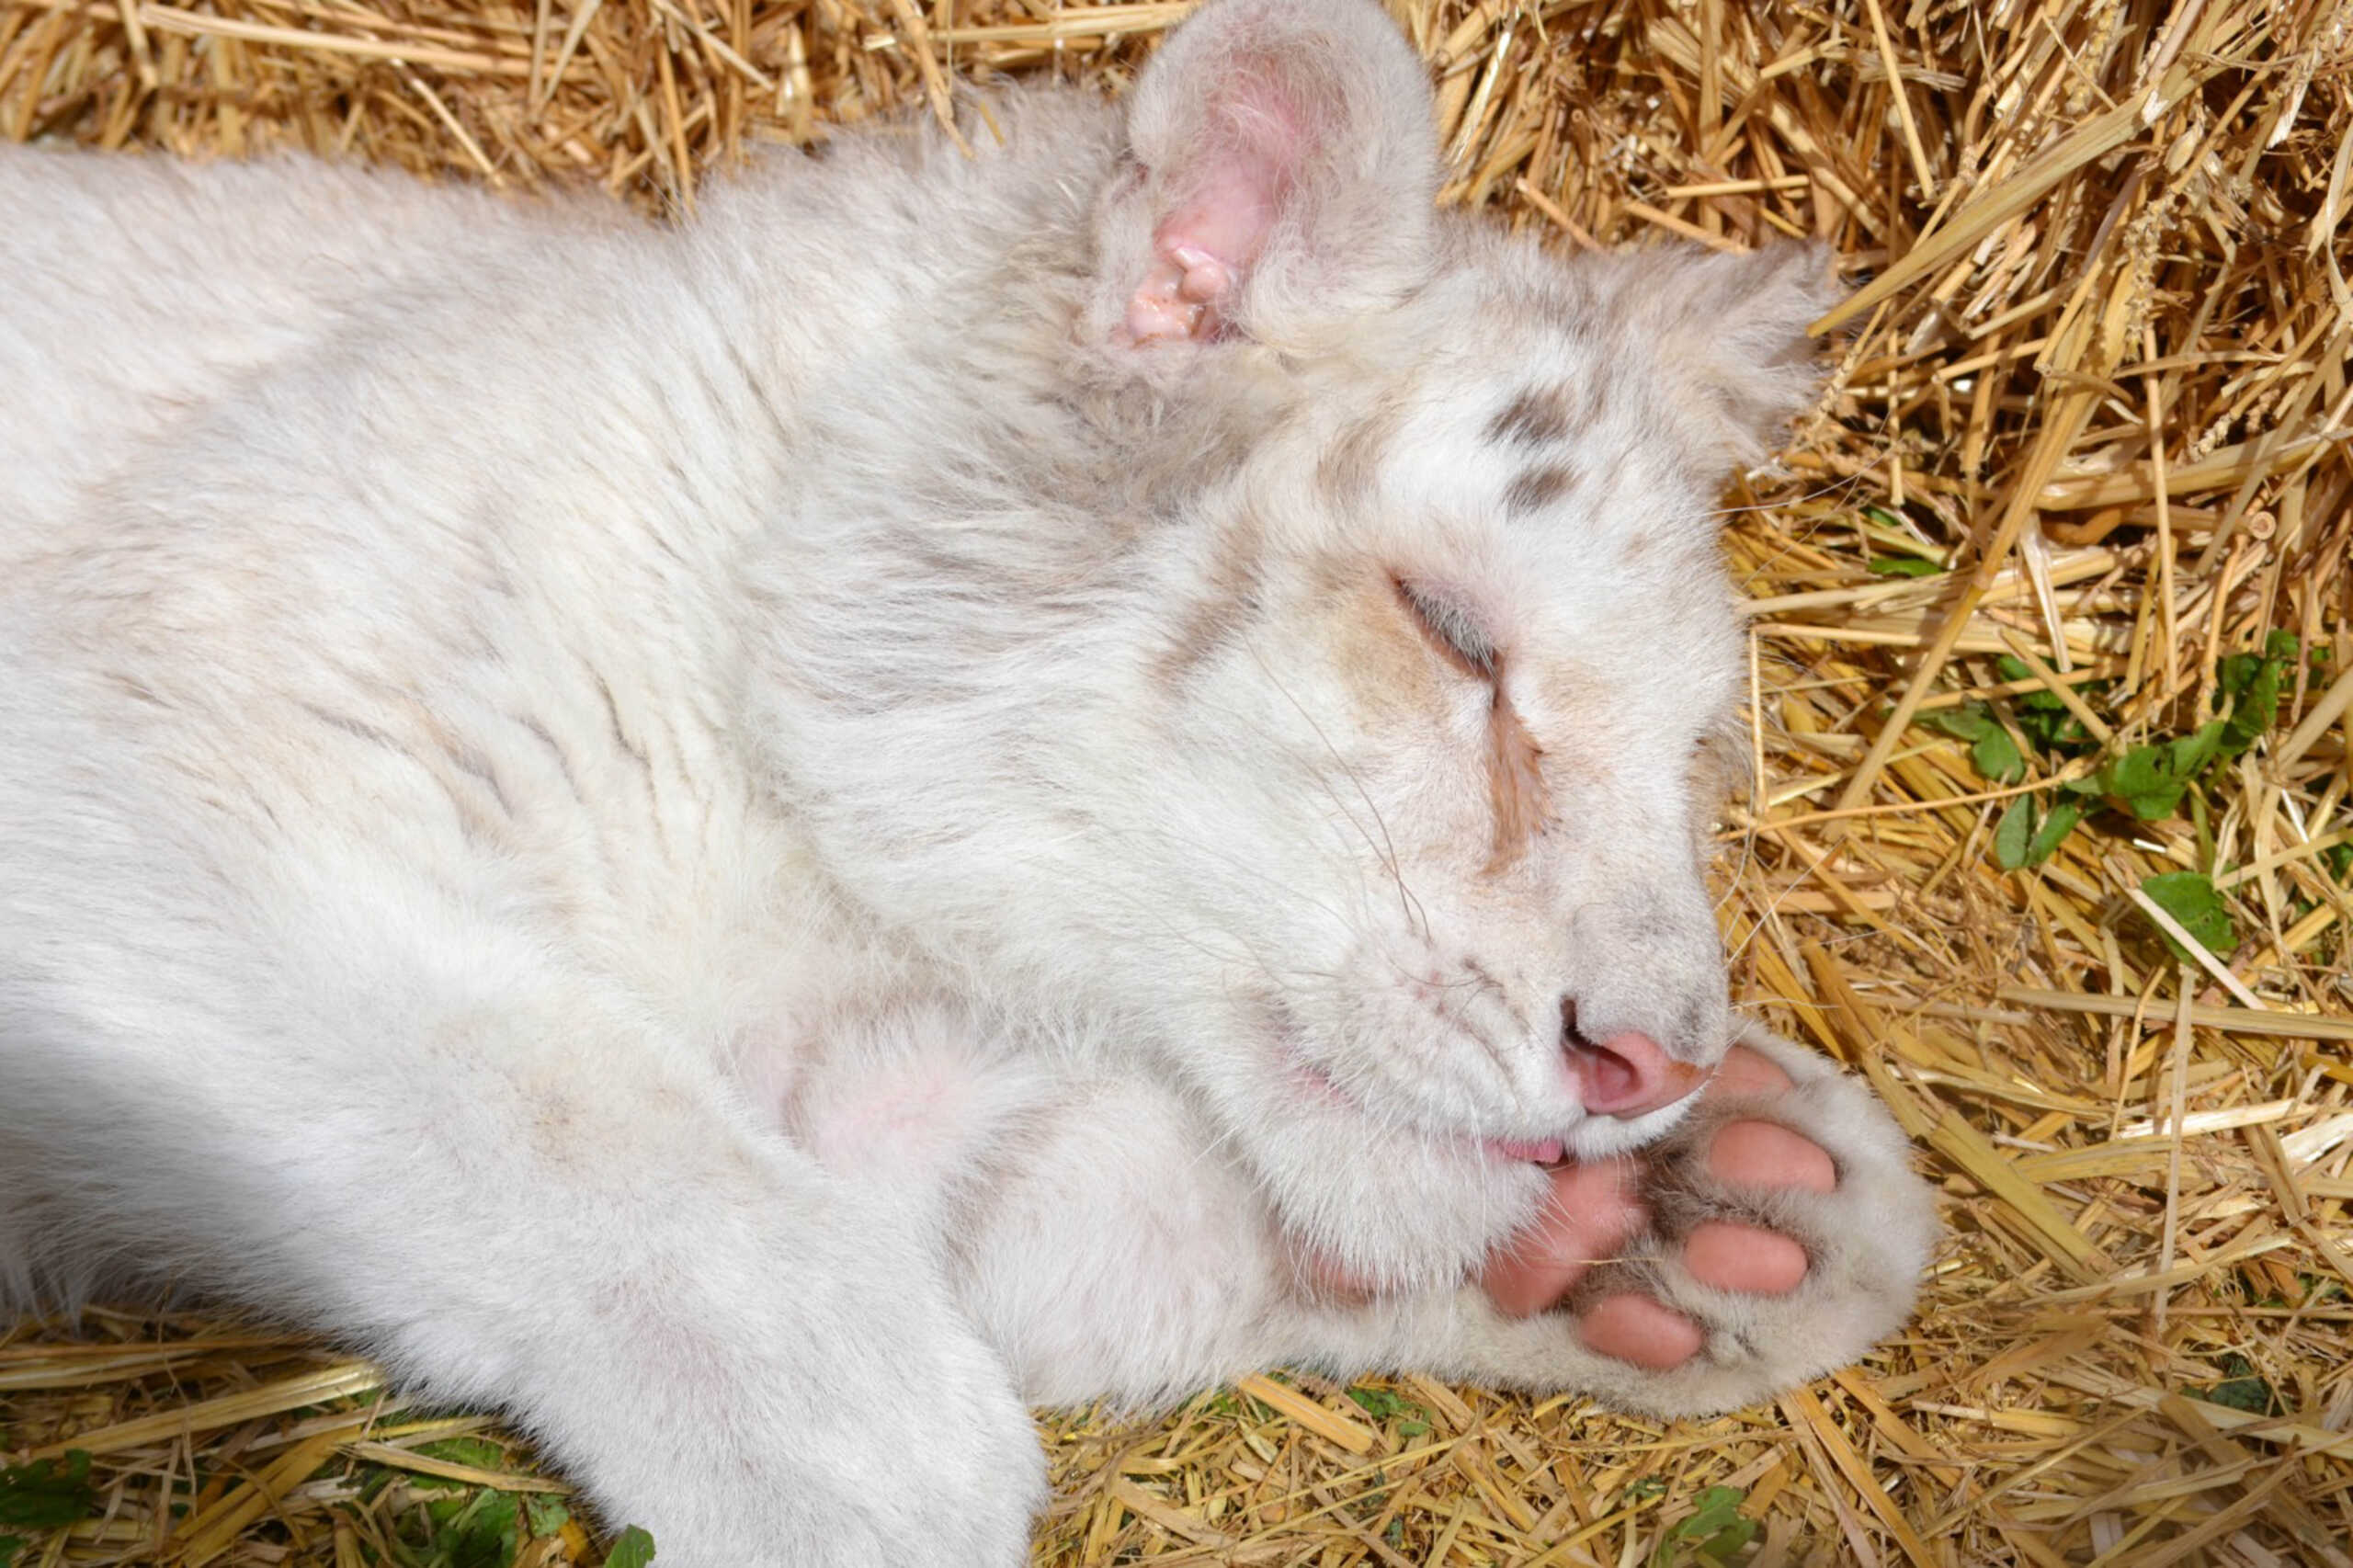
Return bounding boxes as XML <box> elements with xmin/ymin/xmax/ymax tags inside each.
<box><xmin>1590</xmin><ymin>242</ymin><xmax>1842</xmax><ymax>471</ymax></box>
<box><xmin>1087</xmin><ymin>0</ymin><xmax>1442</xmax><ymax>357</ymax></box>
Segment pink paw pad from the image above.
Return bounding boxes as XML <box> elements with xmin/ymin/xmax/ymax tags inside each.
<box><xmin>1686</xmin><ymin>1221</ymin><xmax>1808</xmax><ymax>1294</ymax></box>
<box><xmin>1710</xmin><ymin>1119</ymin><xmax>1836</xmax><ymax>1194</ymax></box>
<box><xmin>1478</xmin><ymin>1157</ymin><xmax>1643</xmax><ymax>1317</ymax></box>
<box><xmin>1578</xmin><ymin>1293</ymin><xmax>1702</xmax><ymax>1369</ymax></box>
<box><xmin>1477</xmin><ymin>1047</ymin><xmax>1843</xmax><ymax>1370</ymax></box>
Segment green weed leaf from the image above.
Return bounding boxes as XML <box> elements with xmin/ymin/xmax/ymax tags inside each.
<box><xmin>2218</xmin><ymin>652</ymin><xmax>2262</xmax><ymax>699</ymax></box>
<box><xmin>2000</xmin><ymin>797</ymin><xmax>2084</xmax><ymax>869</ymax></box>
<box><xmin>0</xmin><ymin>1452</ymin><xmax>97</xmax><ymax>1531</ymax></box>
<box><xmin>2141</xmin><ymin>872</ymin><xmax>2235</xmax><ymax>961</ymax></box>
<box><xmin>2212</xmin><ymin>634</ymin><xmax>2296</xmax><ymax>759</ymax></box>
<box><xmin>1938</xmin><ymin>640</ymin><xmax>2299</xmax><ymax>874</ymax></box>
<box><xmin>2169</xmin><ymin>722</ymin><xmax>2226</xmax><ymax>781</ymax></box>
<box><xmin>1992</xmin><ymin>656</ymin><xmax>2105</xmax><ymax>753</ymax></box>
<box><xmin>1972</xmin><ymin>727</ymin><xmax>2026</xmax><ymax>785</ymax></box>
<box><xmin>2026</xmin><ymin>800</ymin><xmax>2083</xmax><ymax>865</ymax></box>
<box><xmin>605</xmin><ymin>1526</ymin><xmax>658</xmax><ymax>1568</ymax></box>
<box><xmin>1994</xmin><ymin>798</ymin><xmax>2036</xmax><ymax>870</ymax></box>
<box><xmin>2221</xmin><ymin>657</ymin><xmax>2280</xmax><ymax>757</ymax></box>
<box><xmin>2097</xmin><ymin>744</ymin><xmax>2188</xmax><ymax>819</ymax></box>
<box><xmin>1868</xmin><ymin>555</ymin><xmax>1942</xmax><ymax>576</ymax></box>
<box><xmin>448</xmin><ymin>1492</ymin><xmax>521</xmax><ymax>1568</ymax></box>
<box><xmin>1344</xmin><ymin>1387</ymin><xmax>1427</xmax><ymax>1427</ymax></box>
<box><xmin>2106</xmin><ymin>744</ymin><xmax>2165</xmax><ymax>797</ymax></box>
<box><xmin>418</xmin><ymin>1437</ymin><xmax>508</xmax><ymax>1471</ymax></box>
<box><xmin>2197</xmin><ymin>1355</ymin><xmax>2279</xmax><ymax>1415</ymax></box>
<box><xmin>1651</xmin><ymin>1487</ymin><xmax>1756</xmax><ymax>1567</ymax></box>
<box><xmin>1698</xmin><ymin>1520</ymin><xmax>1759</xmax><ymax>1562</ymax></box>
<box><xmin>1995</xmin><ymin>655</ymin><xmax>2063</xmax><ymax>714</ymax></box>
<box><xmin>1917</xmin><ymin>704</ymin><xmax>1995</xmax><ymax>744</ymax></box>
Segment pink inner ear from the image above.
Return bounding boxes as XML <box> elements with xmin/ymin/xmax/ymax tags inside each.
<box><xmin>1121</xmin><ymin>78</ymin><xmax>1304</xmax><ymax>347</ymax></box>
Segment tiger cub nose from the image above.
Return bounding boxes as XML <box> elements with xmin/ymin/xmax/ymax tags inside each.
<box><xmin>1563</xmin><ymin>1004</ymin><xmax>1705</xmax><ymax>1119</ymax></box>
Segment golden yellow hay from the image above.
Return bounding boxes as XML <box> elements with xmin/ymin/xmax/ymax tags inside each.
<box><xmin>3</xmin><ymin>1</ymin><xmax>2349</xmax><ymax>1563</ymax></box>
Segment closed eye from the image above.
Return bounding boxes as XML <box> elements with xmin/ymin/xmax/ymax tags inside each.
<box><xmin>1393</xmin><ymin>577</ymin><xmax>1497</xmax><ymax>679</ymax></box>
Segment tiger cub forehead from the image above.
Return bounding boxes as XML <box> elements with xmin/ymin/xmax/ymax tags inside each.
<box><xmin>1289</xmin><ymin>292</ymin><xmax>1745</xmax><ymax>710</ymax></box>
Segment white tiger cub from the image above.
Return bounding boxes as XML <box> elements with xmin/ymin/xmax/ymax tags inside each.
<box><xmin>0</xmin><ymin>0</ymin><xmax>1936</xmax><ymax>1561</ymax></box>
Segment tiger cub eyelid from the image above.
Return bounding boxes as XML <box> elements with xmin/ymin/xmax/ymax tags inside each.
<box><xmin>1392</xmin><ymin>576</ymin><xmax>1497</xmax><ymax>679</ymax></box>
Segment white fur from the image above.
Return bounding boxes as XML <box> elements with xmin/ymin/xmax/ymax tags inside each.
<box><xmin>0</xmin><ymin>1</ymin><xmax>1933</xmax><ymax>1562</ymax></box>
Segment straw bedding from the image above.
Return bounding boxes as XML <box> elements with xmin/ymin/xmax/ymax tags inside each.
<box><xmin>2</xmin><ymin>0</ymin><xmax>2348</xmax><ymax>1562</ymax></box>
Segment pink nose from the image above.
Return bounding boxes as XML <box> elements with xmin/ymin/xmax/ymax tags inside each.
<box><xmin>1568</xmin><ymin>1029</ymin><xmax>1706</xmax><ymax>1119</ymax></box>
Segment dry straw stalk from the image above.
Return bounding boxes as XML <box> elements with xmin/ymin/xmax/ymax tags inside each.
<box><xmin>3</xmin><ymin>0</ymin><xmax>2350</xmax><ymax>1562</ymax></box>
